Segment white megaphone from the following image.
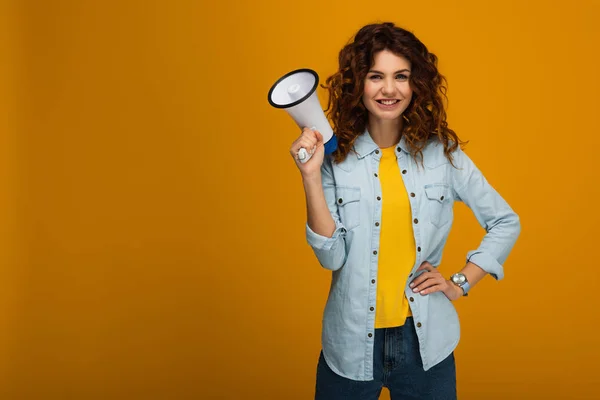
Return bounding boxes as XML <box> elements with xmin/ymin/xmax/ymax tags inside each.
<box><xmin>268</xmin><ymin>68</ymin><xmax>337</xmax><ymax>163</ymax></box>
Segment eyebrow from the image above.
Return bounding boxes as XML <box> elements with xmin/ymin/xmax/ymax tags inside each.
<box><xmin>368</xmin><ymin>69</ymin><xmax>411</xmax><ymax>74</ymax></box>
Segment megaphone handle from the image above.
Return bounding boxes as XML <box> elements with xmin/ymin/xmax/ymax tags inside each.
<box><xmin>298</xmin><ymin>125</ymin><xmax>318</xmax><ymax>164</ymax></box>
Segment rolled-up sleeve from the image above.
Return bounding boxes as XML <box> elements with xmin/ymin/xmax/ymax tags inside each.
<box><xmin>304</xmin><ymin>156</ymin><xmax>348</xmax><ymax>271</ymax></box>
<box><xmin>451</xmin><ymin>148</ymin><xmax>521</xmax><ymax>280</ymax></box>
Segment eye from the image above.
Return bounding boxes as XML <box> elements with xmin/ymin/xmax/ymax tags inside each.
<box><xmin>369</xmin><ymin>75</ymin><xmax>382</xmax><ymax>80</ymax></box>
<box><xmin>396</xmin><ymin>74</ymin><xmax>409</xmax><ymax>81</ymax></box>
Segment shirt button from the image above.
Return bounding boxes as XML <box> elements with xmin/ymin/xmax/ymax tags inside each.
<box><xmin>410</xmin><ymin>192</ymin><xmax>415</xmax><ymax>197</ymax></box>
<box><xmin>417</xmin><ymin>246</ymin><xmax>421</xmax><ymax>252</ymax></box>
<box><xmin>375</xmin><ymin>150</ymin><xmax>380</xmax><ymax>154</ymax></box>
<box><xmin>370</xmin><ymin>307</ymin><xmax>374</xmax><ymax>311</ymax></box>
<box><xmin>409</xmin><ymin>273</ymin><xmax>413</xmax><ymax>277</ymax></box>
<box><xmin>375</xmin><ymin>222</ymin><xmax>380</xmax><ymax>227</ymax></box>
<box><xmin>417</xmin><ymin>322</ymin><xmax>422</xmax><ymax>328</ymax></box>
<box><xmin>341</xmin><ymin>228</ymin><xmax>347</xmax><ymax>233</ymax></box>
<box><xmin>440</xmin><ymin>196</ymin><xmax>445</xmax><ymax>200</ymax></box>
<box><xmin>402</xmin><ymin>169</ymin><xmax>407</xmax><ymax>174</ymax></box>
<box><xmin>371</xmin><ymin>279</ymin><xmax>376</xmax><ymax>284</ymax></box>
<box><xmin>368</xmin><ymin>333</ymin><xmax>373</xmax><ymax>338</ymax></box>
<box><xmin>413</xmin><ymin>218</ymin><xmax>419</xmax><ymax>224</ymax></box>
<box><xmin>374</xmin><ymin>173</ymin><xmax>378</xmax><ymax>177</ymax></box>
<box><xmin>409</xmin><ymin>297</ymin><xmax>414</xmax><ymax>302</ymax></box>
<box><xmin>338</xmin><ymin>198</ymin><xmax>343</xmax><ymax>204</ymax></box>
<box><xmin>377</xmin><ymin>196</ymin><xmax>381</xmax><ymax>201</ymax></box>
<box><xmin>373</xmin><ymin>250</ymin><xmax>378</xmax><ymax>255</ymax></box>
<box><xmin>397</xmin><ymin>146</ymin><xmax>401</xmax><ymax>152</ymax></box>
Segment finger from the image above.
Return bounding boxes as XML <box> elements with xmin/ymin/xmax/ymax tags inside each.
<box><xmin>409</xmin><ymin>271</ymin><xmax>434</xmax><ymax>288</ymax></box>
<box><xmin>419</xmin><ymin>283</ymin><xmax>445</xmax><ymax>296</ymax></box>
<box><xmin>312</xmin><ymin>135</ymin><xmax>325</xmax><ymax>150</ymax></box>
<box><xmin>299</xmin><ymin>133</ymin><xmax>318</xmax><ymax>149</ymax></box>
<box><xmin>303</xmin><ymin>131</ymin><xmax>319</xmax><ymax>146</ymax></box>
<box><xmin>291</xmin><ymin>137</ymin><xmax>316</xmax><ymax>153</ymax></box>
<box><xmin>298</xmin><ymin>140</ymin><xmax>317</xmax><ymax>155</ymax></box>
<box><xmin>290</xmin><ymin>135</ymin><xmax>308</xmax><ymax>152</ymax></box>
<box><xmin>301</xmin><ymin>127</ymin><xmax>322</xmax><ymax>143</ymax></box>
<box><xmin>314</xmin><ymin>130</ymin><xmax>324</xmax><ymax>144</ymax></box>
<box><xmin>301</xmin><ymin>127</ymin><xmax>318</xmax><ymax>139</ymax></box>
<box><xmin>409</xmin><ymin>274</ymin><xmax>441</xmax><ymax>292</ymax></box>
<box><xmin>412</xmin><ymin>276</ymin><xmax>445</xmax><ymax>293</ymax></box>
<box><xmin>409</xmin><ymin>269</ymin><xmax>442</xmax><ymax>286</ymax></box>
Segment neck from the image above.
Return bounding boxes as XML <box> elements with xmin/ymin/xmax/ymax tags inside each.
<box><xmin>367</xmin><ymin>116</ymin><xmax>404</xmax><ymax>148</ymax></box>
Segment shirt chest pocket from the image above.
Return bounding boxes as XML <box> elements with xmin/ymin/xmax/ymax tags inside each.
<box><xmin>335</xmin><ymin>186</ymin><xmax>361</xmax><ymax>231</ymax></box>
<box><xmin>424</xmin><ymin>184</ymin><xmax>453</xmax><ymax>228</ymax></box>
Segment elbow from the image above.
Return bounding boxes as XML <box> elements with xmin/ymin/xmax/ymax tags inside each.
<box><xmin>320</xmin><ymin>255</ymin><xmax>346</xmax><ymax>272</ymax></box>
<box><xmin>489</xmin><ymin>209</ymin><xmax>521</xmax><ymax>240</ymax></box>
<box><xmin>306</xmin><ymin>224</ymin><xmax>348</xmax><ymax>271</ymax></box>
<box><xmin>510</xmin><ymin>212</ymin><xmax>521</xmax><ymax>240</ymax></box>
<box><xmin>316</xmin><ymin>246</ymin><xmax>347</xmax><ymax>272</ymax></box>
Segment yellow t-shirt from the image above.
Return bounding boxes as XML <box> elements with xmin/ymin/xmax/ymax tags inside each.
<box><xmin>374</xmin><ymin>146</ymin><xmax>416</xmax><ymax>328</ymax></box>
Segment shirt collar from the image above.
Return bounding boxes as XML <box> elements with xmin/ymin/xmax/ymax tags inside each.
<box><xmin>353</xmin><ymin>129</ymin><xmax>409</xmax><ymax>159</ymax></box>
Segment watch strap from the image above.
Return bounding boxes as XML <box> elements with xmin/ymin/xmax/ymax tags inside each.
<box><xmin>461</xmin><ymin>280</ymin><xmax>470</xmax><ymax>296</ymax></box>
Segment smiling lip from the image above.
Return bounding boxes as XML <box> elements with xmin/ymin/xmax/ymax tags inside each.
<box><xmin>375</xmin><ymin>99</ymin><xmax>400</xmax><ymax>110</ymax></box>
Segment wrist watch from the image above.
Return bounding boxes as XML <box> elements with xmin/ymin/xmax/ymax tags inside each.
<box><xmin>450</xmin><ymin>273</ymin><xmax>470</xmax><ymax>296</ymax></box>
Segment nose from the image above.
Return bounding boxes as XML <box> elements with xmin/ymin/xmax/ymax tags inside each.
<box><xmin>381</xmin><ymin>77</ymin><xmax>395</xmax><ymax>96</ymax></box>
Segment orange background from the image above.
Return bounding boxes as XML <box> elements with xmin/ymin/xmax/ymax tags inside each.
<box><xmin>2</xmin><ymin>0</ymin><xmax>600</xmax><ymax>399</ymax></box>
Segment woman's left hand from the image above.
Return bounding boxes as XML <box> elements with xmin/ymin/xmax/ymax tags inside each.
<box><xmin>409</xmin><ymin>261</ymin><xmax>463</xmax><ymax>301</ymax></box>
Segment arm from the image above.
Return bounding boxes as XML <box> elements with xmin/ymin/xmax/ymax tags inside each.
<box><xmin>451</xmin><ymin>146</ymin><xmax>521</xmax><ymax>286</ymax></box>
<box><xmin>290</xmin><ymin>128</ymin><xmax>348</xmax><ymax>271</ymax></box>
<box><xmin>303</xmin><ymin>173</ymin><xmax>335</xmax><ymax>237</ymax></box>
<box><xmin>410</xmin><ymin>147</ymin><xmax>521</xmax><ymax>300</ymax></box>
<box><xmin>303</xmin><ymin>156</ymin><xmax>348</xmax><ymax>271</ymax></box>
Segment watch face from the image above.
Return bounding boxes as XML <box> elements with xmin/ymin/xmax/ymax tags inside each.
<box><xmin>452</xmin><ymin>273</ymin><xmax>466</xmax><ymax>285</ymax></box>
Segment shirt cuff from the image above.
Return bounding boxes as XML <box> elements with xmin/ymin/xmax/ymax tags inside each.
<box><xmin>305</xmin><ymin>222</ymin><xmax>346</xmax><ymax>250</ymax></box>
<box><xmin>466</xmin><ymin>250</ymin><xmax>504</xmax><ymax>280</ymax></box>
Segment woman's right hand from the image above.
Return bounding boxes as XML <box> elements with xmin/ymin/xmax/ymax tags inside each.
<box><xmin>289</xmin><ymin>127</ymin><xmax>325</xmax><ymax>179</ymax></box>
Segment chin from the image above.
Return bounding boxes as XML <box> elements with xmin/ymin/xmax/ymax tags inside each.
<box><xmin>366</xmin><ymin>104</ymin><xmax>407</xmax><ymax>120</ymax></box>
<box><xmin>372</xmin><ymin>111</ymin><xmax>404</xmax><ymax>121</ymax></box>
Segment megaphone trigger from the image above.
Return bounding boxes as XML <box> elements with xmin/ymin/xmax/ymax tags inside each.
<box><xmin>297</xmin><ymin>148</ymin><xmax>310</xmax><ymax>163</ymax></box>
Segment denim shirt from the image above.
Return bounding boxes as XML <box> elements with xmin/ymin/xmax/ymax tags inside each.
<box><xmin>305</xmin><ymin>130</ymin><xmax>521</xmax><ymax>381</ymax></box>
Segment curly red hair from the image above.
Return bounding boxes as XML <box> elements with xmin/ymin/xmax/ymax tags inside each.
<box><xmin>322</xmin><ymin>22</ymin><xmax>466</xmax><ymax>165</ymax></box>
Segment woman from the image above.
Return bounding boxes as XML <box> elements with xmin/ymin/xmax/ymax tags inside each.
<box><xmin>289</xmin><ymin>22</ymin><xmax>520</xmax><ymax>399</ymax></box>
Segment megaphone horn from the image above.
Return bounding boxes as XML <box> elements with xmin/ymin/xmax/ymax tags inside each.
<box><xmin>268</xmin><ymin>68</ymin><xmax>337</xmax><ymax>163</ymax></box>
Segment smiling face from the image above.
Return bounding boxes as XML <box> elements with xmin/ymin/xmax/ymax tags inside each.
<box><xmin>362</xmin><ymin>49</ymin><xmax>413</xmax><ymax>122</ymax></box>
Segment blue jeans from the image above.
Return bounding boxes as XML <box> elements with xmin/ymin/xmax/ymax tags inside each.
<box><xmin>315</xmin><ymin>318</ymin><xmax>457</xmax><ymax>399</ymax></box>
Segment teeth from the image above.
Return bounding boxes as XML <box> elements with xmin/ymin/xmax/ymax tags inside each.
<box><xmin>380</xmin><ymin>100</ymin><xmax>398</xmax><ymax>105</ymax></box>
